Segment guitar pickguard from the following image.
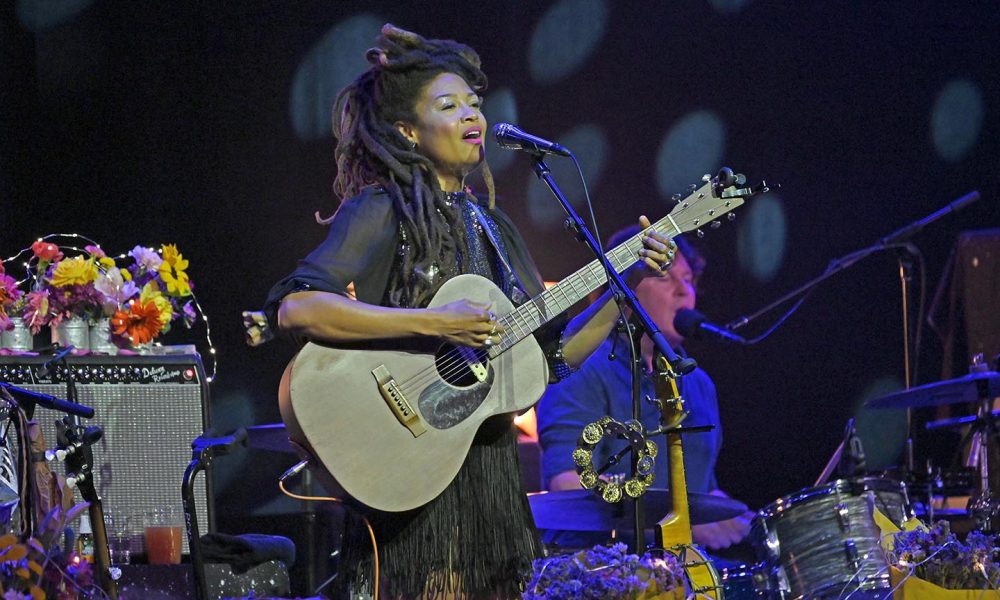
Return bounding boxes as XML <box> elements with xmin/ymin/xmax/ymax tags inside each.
<box><xmin>418</xmin><ymin>352</ymin><xmax>495</xmax><ymax>429</ymax></box>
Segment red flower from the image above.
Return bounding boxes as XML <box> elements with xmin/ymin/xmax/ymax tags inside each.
<box><xmin>111</xmin><ymin>299</ymin><xmax>164</xmax><ymax>345</ymax></box>
<box><xmin>32</xmin><ymin>240</ymin><xmax>64</xmax><ymax>262</ymax></box>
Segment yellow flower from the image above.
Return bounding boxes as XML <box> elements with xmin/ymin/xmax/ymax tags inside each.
<box><xmin>98</xmin><ymin>256</ymin><xmax>116</xmax><ymax>270</ymax></box>
<box><xmin>141</xmin><ymin>282</ymin><xmax>174</xmax><ymax>331</ymax></box>
<box><xmin>158</xmin><ymin>244</ymin><xmax>191</xmax><ymax>297</ymax></box>
<box><xmin>122</xmin><ymin>268</ymin><xmax>132</xmax><ymax>281</ymax></box>
<box><xmin>50</xmin><ymin>256</ymin><xmax>99</xmax><ymax>287</ymax></box>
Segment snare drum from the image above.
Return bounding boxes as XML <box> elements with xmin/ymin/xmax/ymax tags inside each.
<box><xmin>751</xmin><ymin>477</ymin><xmax>912</xmax><ymax>599</ymax></box>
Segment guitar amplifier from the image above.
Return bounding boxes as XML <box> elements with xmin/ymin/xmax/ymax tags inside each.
<box><xmin>0</xmin><ymin>354</ymin><xmax>211</xmax><ymax>554</ymax></box>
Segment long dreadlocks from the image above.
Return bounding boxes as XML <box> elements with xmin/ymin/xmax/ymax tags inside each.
<box><xmin>328</xmin><ymin>24</ymin><xmax>496</xmax><ymax>308</ymax></box>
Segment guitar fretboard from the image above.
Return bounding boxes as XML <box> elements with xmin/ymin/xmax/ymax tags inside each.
<box><xmin>487</xmin><ymin>178</ymin><xmax>743</xmax><ymax>358</ymax></box>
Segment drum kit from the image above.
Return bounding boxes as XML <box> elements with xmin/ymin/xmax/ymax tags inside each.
<box><xmin>527</xmin><ymin>368</ymin><xmax>1000</xmax><ymax>599</ymax></box>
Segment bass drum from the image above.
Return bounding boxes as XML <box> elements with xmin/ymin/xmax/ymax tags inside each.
<box><xmin>750</xmin><ymin>477</ymin><xmax>912</xmax><ymax>599</ymax></box>
<box><xmin>667</xmin><ymin>544</ymin><xmax>723</xmax><ymax>599</ymax></box>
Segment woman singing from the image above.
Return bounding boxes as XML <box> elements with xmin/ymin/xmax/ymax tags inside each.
<box><xmin>261</xmin><ymin>24</ymin><xmax>674</xmax><ymax>599</ymax></box>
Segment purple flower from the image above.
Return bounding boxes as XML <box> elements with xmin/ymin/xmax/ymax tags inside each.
<box><xmin>524</xmin><ymin>543</ymin><xmax>685</xmax><ymax>599</ymax></box>
<box><xmin>129</xmin><ymin>245</ymin><xmax>162</xmax><ymax>272</ymax></box>
<box><xmin>183</xmin><ymin>300</ymin><xmax>197</xmax><ymax>327</ymax></box>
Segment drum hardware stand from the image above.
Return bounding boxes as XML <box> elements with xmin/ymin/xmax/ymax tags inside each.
<box><xmin>728</xmin><ymin>191</ymin><xmax>981</xmax><ymax>485</ymax></box>
<box><xmin>926</xmin><ymin>393</ymin><xmax>1000</xmax><ymax>532</ymax></box>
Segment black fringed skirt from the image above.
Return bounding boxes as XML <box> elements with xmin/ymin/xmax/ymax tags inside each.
<box><xmin>337</xmin><ymin>416</ymin><xmax>542</xmax><ymax>599</ymax></box>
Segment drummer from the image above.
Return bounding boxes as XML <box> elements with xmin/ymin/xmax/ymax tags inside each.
<box><xmin>536</xmin><ymin>226</ymin><xmax>752</xmax><ymax>552</ymax></box>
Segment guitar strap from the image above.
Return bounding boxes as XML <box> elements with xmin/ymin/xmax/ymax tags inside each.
<box><xmin>468</xmin><ymin>202</ymin><xmax>530</xmax><ymax>306</ymax></box>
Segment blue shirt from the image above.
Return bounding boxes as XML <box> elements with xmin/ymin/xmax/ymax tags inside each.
<box><xmin>537</xmin><ymin>334</ymin><xmax>722</xmax><ymax>495</ymax></box>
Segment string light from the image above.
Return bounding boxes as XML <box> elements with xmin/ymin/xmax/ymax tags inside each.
<box><xmin>3</xmin><ymin>233</ymin><xmax>218</xmax><ymax>381</ymax></box>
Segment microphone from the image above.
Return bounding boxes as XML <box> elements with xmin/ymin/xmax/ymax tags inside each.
<box><xmin>674</xmin><ymin>309</ymin><xmax>747</xmax><ymax>345</ymax></box>
<box><xmin>0</xmin><ymin>382</ymin><xmax>95</xmax><ymax>418</ymax></box>
<box><xmin>492</xmin><ymin>123</ymin><xmax>571</xmax><ymax>157</ymax></box>
<box><xmin>37</xmin><ymin>344</ymin><xmax>75</xmax><ymax>379</ymax></box>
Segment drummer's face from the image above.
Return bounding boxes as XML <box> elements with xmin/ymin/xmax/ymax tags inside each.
<box><xmin>635</xmin><ymin>250</ymin><xmax>696</xmax><ymax>348</ymax></box>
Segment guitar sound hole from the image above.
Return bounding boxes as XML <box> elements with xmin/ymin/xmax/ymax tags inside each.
<box><xmin>434</xmin><ymin>344</ymin><xmax>486</xmax><ymax>387</ymax></box>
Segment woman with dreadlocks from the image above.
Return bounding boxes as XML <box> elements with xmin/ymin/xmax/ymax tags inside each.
<box><xmin>262</xmin><ymin>24</ymin><xmax>675</xmax><ymax>599</ymax></box>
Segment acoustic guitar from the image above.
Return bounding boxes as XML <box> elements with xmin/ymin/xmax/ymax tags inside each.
<box><xmin>279</xmin><ymin>173</ymin><xmax>752</xmax><ymax>512</ymax></box>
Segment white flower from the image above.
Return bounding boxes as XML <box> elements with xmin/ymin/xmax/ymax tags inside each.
<box><xmin>94</xmin><ymin>267</ymin><xmax>139</xmax><ymax>314</ymax></box>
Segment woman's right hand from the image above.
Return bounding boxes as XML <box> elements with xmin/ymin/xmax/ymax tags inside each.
<box><xmin>426</xmin><ymin>299</ymin><xmax>503</xmax><ymax>347</ymax></box>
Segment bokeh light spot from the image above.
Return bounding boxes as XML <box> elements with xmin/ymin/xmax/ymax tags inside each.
<box><xmin>529</xmin><ymin>0</ymin><xmax>609</xmax><ymax>85</ymax></box>
<box><xmin>853</xmin><ymin>376</ymin><xmax>907</xmax><ymax>471</ymax></box>
<box><xmin>483</xmin><ymin>88</ymin><xmax>520</xmax><ymax>173</ymax></box>
<box><xmin>290</xmin><ymin>14</ymin><xmax>384</xmax><ymax>142</ymax></box>
<box><xmin>736</xmin><ymin>193</ymin><xmax>787</xmax><ymax>282</ymax></box>
<box><xmin>16</xmin><ymin>0</ymin><xmax>93</xmax><ymax>31</ymax></box>
<box><xmin>655</xmin><ymin>110</ymin><xmax>726</xmax><ymax>200</ymax></box>
<box><xmin>931</xmin><ymin>79</ymin><xmax>985</xmax><ymax>163</ymax></box>
<box><xmin>526</xmin><ymin>124</ymin><xmax>609</xmax><ymax>228</ymax></box>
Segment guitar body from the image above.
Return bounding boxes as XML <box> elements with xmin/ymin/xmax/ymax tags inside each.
<box><xmin>279</xmin><ymin>274</ymin><xmax>548</xmax><ymax>512</ymax></box>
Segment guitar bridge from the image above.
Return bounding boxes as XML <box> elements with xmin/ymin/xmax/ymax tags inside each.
<box><xmin>372</xmin><ymin>365</ymin><xmax>426</xmax><ymax>438</ymax></box>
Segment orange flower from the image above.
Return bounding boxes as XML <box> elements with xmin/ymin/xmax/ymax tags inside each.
<box><xmin>110</xmin><ymin>299</ymin><xmax>164</xmax><ymax>345</ymax></box>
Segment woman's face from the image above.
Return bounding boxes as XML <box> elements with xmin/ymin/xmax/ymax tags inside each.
<box><xmin>398</xmin><ymin>72</ymin><xmax>486</xmax><ymax>192</ymax></box>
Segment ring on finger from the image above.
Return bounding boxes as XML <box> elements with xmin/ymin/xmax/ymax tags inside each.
<box><xmin>484</xmin><ymin>337</ymin><xmax>494</xmax><ymax>347</ymax></box>
<box><xmin>489</xmin><ymin>322</ymin><xmax>498</xmax><ymax>335</ymax></box>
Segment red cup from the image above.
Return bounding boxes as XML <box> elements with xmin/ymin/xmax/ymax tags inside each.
<box><xmin>144</xmin><ymin>509</ymin><xmax>182</xmax><ymax>565</ymax></box>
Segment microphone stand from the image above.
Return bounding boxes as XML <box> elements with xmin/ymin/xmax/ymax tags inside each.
<box><xmin>729</xmin><ymin>190</ymin><xmax>980</xmax><ymax>484</ymax></box>
<box><xmin>529</xmin><ymin>154</ymin><xmax>696</xmax><ymax>553</ymax></box>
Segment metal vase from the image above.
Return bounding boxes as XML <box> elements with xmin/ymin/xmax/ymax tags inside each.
<box><xmin>1</xmin><ymin>317</ymin><xmax>33</xmax><ymax>351</ymax></box>
<box><xmin>51</xmin><ymin>316</ymin><xmax>90</xmax><ymax>351</ymax></box>
<box><xmin>89</xmin><ymin>317</ymin><xmax>119</xmax><ymax>354</ymax></box>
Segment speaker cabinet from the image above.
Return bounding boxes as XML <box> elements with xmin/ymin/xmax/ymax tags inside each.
<box><xmin>0</xmin><ymin>354</ymin><xmax>211</xmax><ymax>554</ymax></box>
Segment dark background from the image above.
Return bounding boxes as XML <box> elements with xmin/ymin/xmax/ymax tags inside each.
<box><xmin>3</xmin><ymin>0</ymin><xmax>998</xmax><ymax>587</ymax></box>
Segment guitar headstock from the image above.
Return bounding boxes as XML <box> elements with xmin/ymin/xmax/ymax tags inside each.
<box><xmin>652</xmin><ymin>354</ymin><xmax>686</xmax><ymax>429</ymax></box>
<box><xmin>658</xmin><ymin>167</ymin><xmax>769</xmax><ymax>240</ymax></box>
<box><xmin>56</xmin><ymin>418</ymin><xmax>102</xmax><ymax>502</ymax></box>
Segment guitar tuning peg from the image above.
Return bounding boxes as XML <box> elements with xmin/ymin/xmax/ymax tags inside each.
<box><xmin>728</xmin><ymin>212</ymin><xmax>736</xmax><ymax>221</ymax></box>
<box><xmin>688</xmin><ymin>184</ymin><xmax>698</xmax><ymax>193</ymax></box>
<box><xmin>710</xmin><ymin>221</ymin><xmax>721</xmax><ymax>229</ymax></box>
<box><xmin>671</xmin><ymin>194</ymin><xmax>682</xmax><ymax>203</ymax></box>
<box><xmin>696</xmin><ymin>229</ymin><xmax>705</xmax><ymax>238</ymax></box>
<box><xmin>701</xmin><ymin>174</ymin><xmax>711</xmax><ymax>183</ymax></box>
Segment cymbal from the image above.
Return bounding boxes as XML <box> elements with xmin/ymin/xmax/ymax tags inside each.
<box><xmin>528</xmin><ymin>488</ymin><xmax>748</xmax><ymax>531</ymax></box>
<box><xmin>865</xmin><ymin>371</ymin><xmax>1000</xmax><ymax>410</ymax></box>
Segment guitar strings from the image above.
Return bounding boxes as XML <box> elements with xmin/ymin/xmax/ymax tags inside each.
<box><xmin>395</xmin><ymin>212</ymin><xmax>702</xmax><ymax>394</ymax></box>
<box><xmin>395</xmin><ymin>225</ymin><xmax>653</xmax><ymax>390</ymax></box>
<box><xmin>393</xmin><ymin>202</ymin><xmax>711</xmax><ymax>395</ymax></box>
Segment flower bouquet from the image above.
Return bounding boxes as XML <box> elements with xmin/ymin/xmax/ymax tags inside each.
<box><xmin>103</xmin><ymin>243</ymin><xmax>197</xmax><ymax>348</ymax></box>
<box><xmin>15</xmin><ymin>239</ymin><xmax>198</xmax><ymax>351</ymax></box>
<box><xmin>887</xmin><ymin>520</ymin><xmax>1000</xmax><ymax>599</ymax></box>
<box><xmin>524</xmin><ymin>543</ymin><xmax>686</xmax><ymax>600</ymax></box>
<box><xmin>0</xmin><ymin>259</ymin><xmax>24</xmax><ymax>333</ymax></box>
